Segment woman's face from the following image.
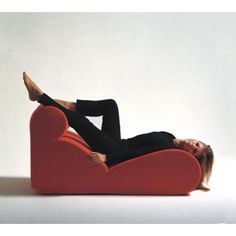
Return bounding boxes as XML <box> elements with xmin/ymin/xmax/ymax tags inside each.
<box><xmin>182</xmin><ymin>139</ymin><xmax>206</xmax><ymax>159</ymax></box>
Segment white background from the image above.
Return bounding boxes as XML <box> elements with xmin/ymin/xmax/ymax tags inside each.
<box><xmin>0</xmin><ymin>12</ymin><xmax>236</xmax><ymax>224</ymax></box>
<box><xmin>1</xmin><ymin>13</ymin><xmax>236</xmax><ymax>175</ymax></box>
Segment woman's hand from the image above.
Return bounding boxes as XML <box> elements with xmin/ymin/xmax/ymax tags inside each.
<box><xmin>88</xmin><ymin>151</ymin><xmax>107</xmax><ymax>165</ymax></box>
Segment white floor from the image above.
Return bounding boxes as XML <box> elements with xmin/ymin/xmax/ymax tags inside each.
<box><xmin>0</xmin><ymin>157</ymin><xmax>235</xmax><ymax>224</ymax></box>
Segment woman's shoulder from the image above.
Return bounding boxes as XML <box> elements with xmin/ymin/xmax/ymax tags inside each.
<box><xmin>152</xmin><ymin>131</ymin><xmax>176</xmax><ymax>139</ymax></box>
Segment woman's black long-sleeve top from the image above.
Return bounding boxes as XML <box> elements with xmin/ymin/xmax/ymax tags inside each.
<box><xmin>105</xmin><ymin>131</ymin><xmax>176</xmax><ymax>166</ymax></box>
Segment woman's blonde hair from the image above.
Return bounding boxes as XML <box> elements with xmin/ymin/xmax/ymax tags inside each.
<box><xmin>195</xmin><ymin>144</ymin><xmax>214</xmax><ymax>191</ymax></box>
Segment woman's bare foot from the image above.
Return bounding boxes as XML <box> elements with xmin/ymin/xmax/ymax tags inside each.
<box><xmin>23</xmin><ymin>72</ymin><xmax>44</xmax><ymax>101</ymax></box>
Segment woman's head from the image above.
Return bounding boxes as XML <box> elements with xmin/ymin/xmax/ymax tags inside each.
<box><xmin>174</xmin><ymin>138</ymin><xmax>214</xmax><ymax>191</ymax></box>
<box><xmin>196</xmin><ymin>144</ymin><xmax>214</xmax><ymax>191</ymax></box>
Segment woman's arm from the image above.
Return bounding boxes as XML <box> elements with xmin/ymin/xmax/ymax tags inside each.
<box><xmin>87</xmin><ymin>148</ymin><xmax>159</xmax><ymax>166</ymax></box>
<box><xmin>105</xmin><ymin>138</ymin><xmax>175</xmax><ymax>166</ymax></box>
<box><xmin>105</xmin><ymin>146</ymin><xmax>165</xmax><ymax>166</ymax></box>
<box><xmin>88</xmin><ymin>139</ymin><xmax>175</xmax><ymax>167</ymax></box>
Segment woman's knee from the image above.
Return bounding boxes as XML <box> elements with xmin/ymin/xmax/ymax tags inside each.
<box><xmin>107</xmin><ymin>99</ymin><xmax>117</xmax><ymax>105</ymax></box>
<box><xmin>106</xmin><ymin>99</ymin><xmax>118</xmax><ymax>111</ymax></box>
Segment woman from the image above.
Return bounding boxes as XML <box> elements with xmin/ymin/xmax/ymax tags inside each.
<box><xmin>23</xmin><ymin>72</ymin><xmax>214</xmax><ymax>192</ymax></box>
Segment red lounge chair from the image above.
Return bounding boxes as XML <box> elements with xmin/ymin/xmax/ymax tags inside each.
<box><xmin>30</xmin><ymin>105</ymin><xmax>201</xmax><ymax>195</ymax></box>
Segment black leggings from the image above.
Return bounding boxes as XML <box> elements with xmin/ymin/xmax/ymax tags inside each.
<box><xmin>38</xmin><ymin>93</ymin><xmax>122</xmax><ymax>154</ymax></box>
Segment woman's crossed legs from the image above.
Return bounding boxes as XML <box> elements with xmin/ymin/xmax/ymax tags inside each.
<box><xmin>22</xmin><ymin>72</ymin><xmax>122</xmax><ymax>165</ymax></box>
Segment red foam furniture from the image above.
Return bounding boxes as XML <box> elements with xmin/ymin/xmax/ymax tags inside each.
<box><xmin>30</xmin><ymin>105</ymin><xmax>201</xmax><ymax>195</ymax></box>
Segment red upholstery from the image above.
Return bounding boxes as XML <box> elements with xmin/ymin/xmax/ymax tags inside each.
<box><xmin>30</xmin><ymin>105</ymin><xmax>201</xmax><ymax>195</ymax></box>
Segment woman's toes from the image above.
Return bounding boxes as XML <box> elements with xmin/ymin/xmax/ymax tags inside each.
<box><xmin>23</xmin><ymin>71</ymin><xmax>30</xmax><ymax>80</ymax></box>
<box><xmin>22</xmin><ymin>72</ymin><xmax>43</xmax><ymax>101</ymax></box>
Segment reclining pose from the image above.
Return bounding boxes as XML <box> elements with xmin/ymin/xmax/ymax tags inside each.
<box><xmin>23</xmin><ymin>72</ymin><xmax>214</xmax><ymax>191</ymax></box>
